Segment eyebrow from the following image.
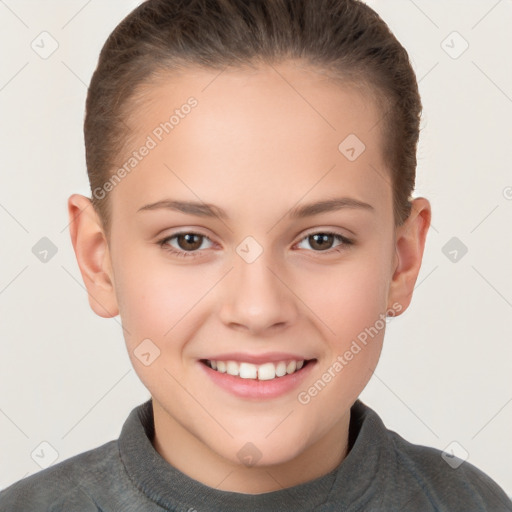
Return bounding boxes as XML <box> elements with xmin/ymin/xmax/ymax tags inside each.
<box><xmin>137</xmin><ymin>197</ymin><xmax>374</xmax><ymax>220</ymax></box>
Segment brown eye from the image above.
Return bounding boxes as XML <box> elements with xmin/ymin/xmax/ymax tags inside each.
<box><xmin>307</xmin><ymin>233</ymin><xmax>335</xmax><ymax>251</ymax></box>
<box><xmin>160</xmin><ymin>232</ymin><xmax>214</xmax><ymax>257</ymax></box>
<box><xmin>175</xmin><ymin>233</ymin><xmax>205</xmax><ymax>251</ymax></box>
<box><xmin>296</xmin><ymin>232</ymin><xmax>353</xmax><ymax>253</ymax></box>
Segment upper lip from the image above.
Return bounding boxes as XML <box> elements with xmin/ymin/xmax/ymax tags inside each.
<box><xmin>201</xmin><ymin>352</ymin><xmax>313</xmax><ymax>364</ymax></box>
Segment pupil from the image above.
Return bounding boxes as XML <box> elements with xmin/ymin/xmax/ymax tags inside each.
<box><xmin>179</xmin><ymin>234</ymin><xmax>202</xmax><ymax>250</ymax></box>
<box><xmin>311</xmin><ymin>233</ymin><xmax>333</xmax><ymax>251</ymax></box>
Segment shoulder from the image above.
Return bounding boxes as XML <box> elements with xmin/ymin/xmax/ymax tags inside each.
<box><xmin>387</xmin><ymin>428</ymin><xmax>512</xmax><ymax>511</ymax></box>
<box><xmin>0</xmin><ymin>440</ymin><xmax>119</xmax><ymax>512</ymax></box>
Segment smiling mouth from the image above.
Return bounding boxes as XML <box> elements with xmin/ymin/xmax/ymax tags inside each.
<box><xmin>200</xmin><ymin>359</ymin><xmax>315</xmax><ymax>381</ymax></box>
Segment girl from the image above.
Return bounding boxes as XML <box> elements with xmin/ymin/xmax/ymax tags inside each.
<box><xmin>1</xmin><ymin>0</ymin><xmax>511</xmax><ymax>510</ymax></box>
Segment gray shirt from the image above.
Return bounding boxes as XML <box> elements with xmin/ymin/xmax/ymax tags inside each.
<box><xmin>1</xmin><ymin>399</ymin><xmax>511</xmax><ymax>511</ymax></box>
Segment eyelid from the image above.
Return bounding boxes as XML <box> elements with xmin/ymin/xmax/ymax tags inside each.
<box><xmin>300</xmin><ymin>226</ymin><xmax>352</xmax><ymax>237</ymax></box>
<box><xmin>294</xmin><ymin>230</ymin><xmax>353</xmax><ymax>251</ymax></box>
<box><xmin>161</xmin><ymin>231</ymin><xmax>214</xmax><ymax>244</ymax></box>
<box><xmin>156</xmin><ymin>227</ymin><xmax>215</xmax><ymax>244</ymax></box>
<box><xmin>296</xmin><ymin>227</ymin><xmax>354</xmax><ymax>244</ymax></box>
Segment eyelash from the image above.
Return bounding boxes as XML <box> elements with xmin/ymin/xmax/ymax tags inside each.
<box><xmin>158</xmin><ymin>231</ymin><xmax>354</xmax><ymax>259</ymax></box>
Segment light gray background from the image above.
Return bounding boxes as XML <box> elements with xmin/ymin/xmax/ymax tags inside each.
<box><xmin>1</xmin><ymin>0</ymin><xmax>511</xmax><ymax>496</ymax></box>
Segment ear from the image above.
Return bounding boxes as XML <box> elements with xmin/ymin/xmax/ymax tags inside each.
<box><xmin>387</xmin><ymin>197</ymin><xmax>431</xmax><ymax>315</ymax></box>
<box><xmin>67</xmin><ymin>194</ymin><xmax>119</xmax><ymax>318</ymax></box>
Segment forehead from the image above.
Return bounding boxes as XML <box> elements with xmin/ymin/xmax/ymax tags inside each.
<box><xmin>109</xmin><ymin>61</ymin><xmax>391</xmax><ymax>224</ymax></box>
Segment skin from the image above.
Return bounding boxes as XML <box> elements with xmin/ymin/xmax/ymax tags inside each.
<box><xmin>68</xmin><ymin>60</ymin><xmax>430</xmax><ymax>494</ymax></box>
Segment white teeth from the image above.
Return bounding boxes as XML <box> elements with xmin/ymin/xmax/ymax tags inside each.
<box><xmin>239</xmin><ymin>362</ymin><xmax>257</xmax><ymax>379</ymax></box>
<box><xmin>275</xmin><ymin>361</ymin><xmax>287</xmax><ymax>377</ymax></box>
<box><xmin>258</xmin><ymin>362</ymin><xmax>276</xmax><ymax>381</ymax></box>
<box><xmin>207</xmin><ymin>359</ymin><xmax>306</xmax><ymax>380</ymax></box>
<box><xmin>226</xmin><ymin>361</ymin><xmax>239</xmax><ymax>376</ymax></box>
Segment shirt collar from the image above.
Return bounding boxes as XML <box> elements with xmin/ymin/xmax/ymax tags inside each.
<box><xmin>118</xmin><ymin>398</ymin><xmax>389</xmax><ymax>511</ymax></box>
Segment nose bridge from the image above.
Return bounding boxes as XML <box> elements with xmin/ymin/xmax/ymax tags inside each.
<box><xmin>219</xmin><ymin>241</ymin><xmax>297</xmax><ymax>333</ymax></box>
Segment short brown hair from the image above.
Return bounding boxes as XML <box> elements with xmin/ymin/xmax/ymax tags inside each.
<box><xmin>84</xmin><ymin>0</ymin><xmax>421</xmax><ymax>235</ymax></box>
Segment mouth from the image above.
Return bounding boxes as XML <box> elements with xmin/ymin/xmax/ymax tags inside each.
<box><xmin>198</xmin><ymin>356</ymin><xmax>317</xmax><ymax>399</ymax></box>
<box><xmin>200</xmin><ymin>358</ymin><xmax>314</xmax><ymax>381</ymax></box>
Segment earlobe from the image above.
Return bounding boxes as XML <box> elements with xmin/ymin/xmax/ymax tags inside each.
<box><xmin>387</xmin><ymin>198</ymin><xmax>431</xmax><ymax>314</ymax></box>
<box><xmin>67</xmin><ymin>194</ymin><xmax>119</xmax><ymax>318</ymax></box>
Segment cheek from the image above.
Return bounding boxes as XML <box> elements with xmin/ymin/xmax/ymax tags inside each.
<box><xmin>302</xmin><ymin>249</ymin><xmax>393</xmax><ymax>337</ymax></box>
<box><xmin>298</xmin><ymin>263</ymin><xmax>389</xmax><ymax>414</ymax></box>
<box><xmin>112</xmin><ymin>252</ymin><xmax>204</xmax><ymax>391</ymax></box>
<box><xmin>112</xmin><ymin>250</ymin><xmax>207</xmax><ymax>343</ymax></box>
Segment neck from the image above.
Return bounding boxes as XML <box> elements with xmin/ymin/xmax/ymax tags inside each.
<box><xmin>152</xmin><ymin>400</ymin><xmax>350</xmax><ymax>494</ymax></box>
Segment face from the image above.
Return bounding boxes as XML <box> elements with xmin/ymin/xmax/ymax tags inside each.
<box><xmin>69</xmin><ymin>60</ymin><xmax>430</xmax><ymax>491</ymax></box>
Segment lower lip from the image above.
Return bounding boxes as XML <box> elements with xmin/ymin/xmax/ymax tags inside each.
<box><xmin>198</xmin><ymin>360</ymin><xmax>316</xmax><ymax>400</ymax></box>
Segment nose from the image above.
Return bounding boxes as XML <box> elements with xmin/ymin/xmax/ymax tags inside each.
<box><xmin>218</xmin><ymin>249</ymin><xmax>299</xmax><ymax>335</ymax></box>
